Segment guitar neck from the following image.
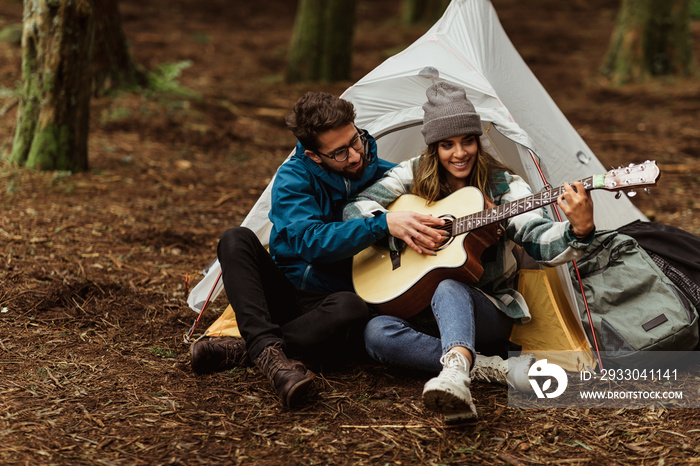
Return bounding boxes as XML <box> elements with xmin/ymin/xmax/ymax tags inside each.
<box><xmin>453</xmin><ymin>175</ymin><xmax>598</xmax><ymax>235</ymax></box>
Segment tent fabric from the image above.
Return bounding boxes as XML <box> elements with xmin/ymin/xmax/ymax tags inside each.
<box><xmin>512</xmin><ymin>268</ymin><xmax>595</xmax><ymax>371</ymax></box>
<box><xmin>198</xmin><ymin>305</ymin><xmax>241</xmax><ymax>340</ymax></box>
<box><xmin>188</xmin><ymin>0</ymin><xmax>647</xmax><ymax>362</ymax></box>
<box><xmin>340</xmin><ymin>0</ymin><xmax>644</xmax><ymax>225</ymax></box>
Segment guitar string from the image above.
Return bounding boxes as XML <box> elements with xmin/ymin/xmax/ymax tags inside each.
<box><xmin>434</xmin><ymin>186</ymin><xmax>566</xmax><ymax>237</ymax></box>
<box><xmin>429</xmin><ymin>178</ymin><xmax>594</xmax><ymax>238</ymax></box>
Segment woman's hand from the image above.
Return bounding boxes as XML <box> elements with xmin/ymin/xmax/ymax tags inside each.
<box><xmin>557</xmin><ymin>181</ymin><xmax>595</xmax><ymax>238</ymax></box>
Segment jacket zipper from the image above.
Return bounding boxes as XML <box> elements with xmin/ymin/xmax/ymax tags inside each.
<box><xmin>300</xmin><ymin>263</ymin><xmax>312</xmax><ymax>290</ymax></box>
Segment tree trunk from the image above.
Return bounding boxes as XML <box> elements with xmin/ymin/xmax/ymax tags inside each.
<box><xmin>602</xmin><ymin>0</ymin><xmax>695</xmax><ymax>85</ymax></box>
<box><xmin>286</xmin><ymin>0</ymin><xmax>356</xmax><ymax>83</ymax></box>
<box><xmin>93</xmin><ymin>0</ymin><xmax>146</xmax><ymax>95</ymax></box>
<box><xmin>321</xmin><ymin>0</ymin><xmax>355</xmax><ymax>82</ymax></box>
<box><xmin>402</xmin><ymin>0</ymin><xmax>449</xmax><ymax>25</ymax></box>
<box><xmin>10</xmin><ymin>0</ymin><xmax>94</xmax><ymax>172</ymax></box>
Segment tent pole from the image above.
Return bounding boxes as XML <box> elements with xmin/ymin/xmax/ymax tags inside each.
<box><xmin>527</xmin><ymin>149</ymin><xmax>605</xmax><ymax>371</ymax></box>
<box><xmin>184</xmin><ymin>270</ymin><xmax>223</xmax><ymax>343</ymax></box>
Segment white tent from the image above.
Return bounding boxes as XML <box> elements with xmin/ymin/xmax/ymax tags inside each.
<box><xmin>187</xmin><ymin>0</ymin><xmax>646</xmax><ymax>362</ymax></box>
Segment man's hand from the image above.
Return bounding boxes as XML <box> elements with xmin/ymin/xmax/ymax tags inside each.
<box><xmin>557</xmin><ymin>181</ymin><xmax>595</xmax><ymax>238</ymax></box>
<box><xmin>386</xmin><ymin>211</ymin><xmax>447</xmax><ymax>254</ymax></box>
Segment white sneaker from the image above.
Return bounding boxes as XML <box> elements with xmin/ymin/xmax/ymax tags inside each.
<box><xmin>470</xmin><ymin>353</ymin><xmax>534</xmax><ymax>393</ymax></box>
<box><xmin>422</xmin><ymin>351</ymin><xmax>478</xmax><ymax>420</ymax></box>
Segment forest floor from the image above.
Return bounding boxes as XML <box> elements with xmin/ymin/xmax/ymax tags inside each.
<box><xmin>1</xmin><ymin>0</ymin><xmax>700</xmax><ymax>464</ymax></box>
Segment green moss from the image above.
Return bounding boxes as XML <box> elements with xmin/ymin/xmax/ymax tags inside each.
<box><xmin>25</xmin><ymin>122</ymin><xmax>72</xmax><ymax>171</ymax></box>
<box><xmin>692</xmin><ymin>0</ymin><xmax>700</xmax><ymax>19</ymax></box>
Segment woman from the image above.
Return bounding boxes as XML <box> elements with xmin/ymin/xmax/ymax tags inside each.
<box><xmin>343</xmin><ymin>81</ymin><xmax>595</xmax><ymax>422</ymax></box>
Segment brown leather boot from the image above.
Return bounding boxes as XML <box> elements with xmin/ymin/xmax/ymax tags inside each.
<box><xmin>190</xmin><ymin>337</ymin><xmax>250</xmax><ymax>375</ymax></box>
<box><xmin>254</xmin><ymin>343</ymin><xmax>314</xmax><ymax>408</ymax></box>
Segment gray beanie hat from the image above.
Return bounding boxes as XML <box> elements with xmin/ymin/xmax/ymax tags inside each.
<box><xmin>421</xmin><ymin>81</ymin><xmax>482</xmax><ymax>145</ymax></box>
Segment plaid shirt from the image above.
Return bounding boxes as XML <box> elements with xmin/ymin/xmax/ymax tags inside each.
<box><xmin>343</xmin><ymin>157</ymin><xmax>592</xmax><ymax>322</ymax></box>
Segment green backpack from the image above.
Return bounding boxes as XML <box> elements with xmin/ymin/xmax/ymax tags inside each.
<box><xmin>569</xmin><ymin>230</ymin><xmax>699</xmax><ymax>366</ymax></box>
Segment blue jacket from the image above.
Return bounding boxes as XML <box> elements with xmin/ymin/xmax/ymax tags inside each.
<box><xmin>268</xmin><ymin>131</ymin><xmax>396</xmax><ymax>292</ymax></box>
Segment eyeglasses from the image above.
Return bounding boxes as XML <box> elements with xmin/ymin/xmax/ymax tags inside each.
<box><xmin>314</xmin><ymin>126</ymin><xmax>367</xmax><ymax>162</ymax></box>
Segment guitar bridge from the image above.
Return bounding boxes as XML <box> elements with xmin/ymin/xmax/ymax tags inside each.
<box><xmin>390</xmin><ymin>250</ymin><xmax>401</xmax><ymax>270</ymax></box>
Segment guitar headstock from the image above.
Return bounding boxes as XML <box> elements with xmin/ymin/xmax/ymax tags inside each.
<box><xmin>600</xmin><ymin>160</ymin><xmax>660</xmax><ymax>194</ymax></box>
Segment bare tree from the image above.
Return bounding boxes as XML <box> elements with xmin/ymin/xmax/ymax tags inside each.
<box><xmin>286</xmin><ymin>0</ymin><xmax>356</xmax><ymax>83</ymax></box>
<box><xmin>602</xmin><ymin>0</ymin><xmax>696</xmax><ymax>85</ymax></box>
<box><xmin>93</xmin><ymin>0</ymin><xmax>147</xmax><ymax>96</ymax></box>
<box><xmin>9</xmin><ymin>0</ymin><xmax>95</xmax><ymax>172</ymax></box>
<box><xmin>9</xmin><ymin>0</ymin><xmax>144</xmax><ymax>172</ymax></box>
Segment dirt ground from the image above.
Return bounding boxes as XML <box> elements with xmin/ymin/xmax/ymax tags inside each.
<box><xmin>1</xmin><ymin>0</ymin><xmax>700</xmax><ymax>464</ymax></box>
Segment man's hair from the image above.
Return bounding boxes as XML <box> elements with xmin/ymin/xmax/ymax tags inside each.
<box><xmin>285</xmin><ymin>92</ymin><xmax>356</xmax><ymax>151</ymax></box>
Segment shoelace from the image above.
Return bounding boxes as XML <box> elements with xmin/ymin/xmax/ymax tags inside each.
<box><xmin>438</xmin><ymin>351</ymin><xmax>470</xmax><ymax>383</ymax></box>
<box><xmin>255</xmin><ymin>345</ymin><xmax>286</xmax><ymax>378</ymax></box>
<box><xmin>255</xmin><ymin>344</ymin><xmax>305</xmax><ymax>380</ymax></box>
<box><xmin>214</xmin><ymin>340</ymin><xmax>247</xmax><ymax>364</ymax></box>
<box><xmin>471</xmin><ymin>359</ymin><xmax>507</xmax><ymax>384</ymax></box>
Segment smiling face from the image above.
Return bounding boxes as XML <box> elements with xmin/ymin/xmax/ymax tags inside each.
<box><xmin>436</xmin><ymin>134</ymin><xmax>479</xmax><ymax>191</ymax></box>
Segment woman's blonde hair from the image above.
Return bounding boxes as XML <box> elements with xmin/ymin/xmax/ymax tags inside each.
<box><xmin>412</xmin><ymin>137</ymin><xmax>514</xmax><ymax>204</ymax></box>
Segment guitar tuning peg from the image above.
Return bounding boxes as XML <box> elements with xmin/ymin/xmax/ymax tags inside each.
<box><xmin>615</xmin><ymin>191</ymin><xmax>622</xmax><ymax>199</ymax></box>
<box><xmin>644</xmin><ymin>188</ymin><xmax>651</xmax><ymax>195</ymax></box>
<box><xmin>626</xmin><ymin>190</ymin><xmax>637</xmax><ymax>198</ymax></box>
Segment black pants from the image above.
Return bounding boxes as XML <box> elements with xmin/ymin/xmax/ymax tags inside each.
<box><xmin>217</xmin><ymin>227</ymin><xmax>370</xmax><ymax>362</ymax></box>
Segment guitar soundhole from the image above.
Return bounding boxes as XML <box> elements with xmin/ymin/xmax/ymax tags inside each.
<box><xmin>436</xmin><ymin>215</ymin><xmax>456</xmax><ymax>251</ymax></box>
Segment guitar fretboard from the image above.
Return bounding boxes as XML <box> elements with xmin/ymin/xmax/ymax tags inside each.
<box><xmin>452</xmin><ymin>175</ymin><xmax>595</xmax><ymax>235</ymax></box>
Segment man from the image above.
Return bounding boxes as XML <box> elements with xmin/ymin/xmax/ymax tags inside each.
<box><xmin>190</xmin><ymin>92</ymin><xmax>444</xmax><ymax>408</ymax></box>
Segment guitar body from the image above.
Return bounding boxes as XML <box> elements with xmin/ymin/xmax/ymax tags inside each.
<box><xmin>352</xmin><ymin>187</ymin><xmax>504</xmax><ymax>319</ymax></box>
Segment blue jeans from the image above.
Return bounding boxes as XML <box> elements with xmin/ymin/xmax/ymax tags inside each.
<box><xmin>364</xmin><ymin>279</ymin><xmax>515</xmax><ymax>373</ymax></box>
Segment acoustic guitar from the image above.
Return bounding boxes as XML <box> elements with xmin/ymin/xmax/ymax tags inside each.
<box><xmin>352</xmin><ymin>161</ymin><xmax>660</xmax><ymax>319</ymax></box>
